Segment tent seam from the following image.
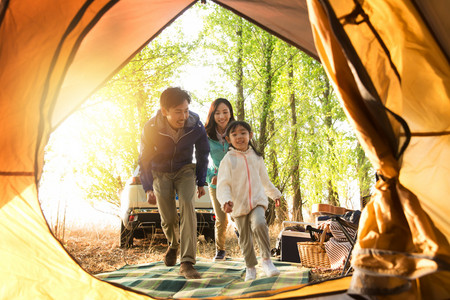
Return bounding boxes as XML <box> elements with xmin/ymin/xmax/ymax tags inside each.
<box><xmin>0</xmin><ymin>172</ymin><xmax>34</xmax><ymax>176</ymax></box>
<box><xmin>211</xmin><ymin>0</ymin><xmax>320</xmax><ymax>61</ymax></box>
<box><xmin>0</xmin><ymin>0</ymin><xmax>9</xmax><ymax>26</ymax></box>
<box><xmin>35</xmin><ymin>0</ymin><xmax>98</xmax><ymax>186</ymax></box>
<box><xmin>51</xmin><ymin>0</ymin><xmax>199</xmax><ymax>131</ymax></box>
<box><xmin>410</xmin><ymin>0</ymin><xmax>450</xmax><ymax>64</ymax></box>
<box><xmin>344</xmin><ymin>0</ymin><xmax>401</xmax><ymax>81</ymax></box>
<box><xmin>318</xmin><ymin>0</ymin><xmax>412</xmax><ymax>160</ymax></box>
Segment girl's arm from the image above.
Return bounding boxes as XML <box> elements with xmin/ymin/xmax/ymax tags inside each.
<box><xmin>258</xmin><ymin>157</ymin><xmax>282</xmax><ymax>200</ymax></box>
<box><xmin>216</xmin><ymin>156</ymin><xmax>233</xmax><ymax>211</ymax></box>
<box><xmin>223</xmin><ymin>201</ymin><xmax>234</xmax><ymax>213</ymax></box>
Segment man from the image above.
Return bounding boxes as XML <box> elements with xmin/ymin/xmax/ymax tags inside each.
<box><xmin>139</xmin><ymin>87</ymin><xmax>209</xmax><ymax>279</ymax></box>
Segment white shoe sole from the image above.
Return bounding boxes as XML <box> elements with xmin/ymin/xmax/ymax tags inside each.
<box><xmin>265</xmin><ymin>270</ymin><xmax>280</xmax><ymax>277</ymax></box>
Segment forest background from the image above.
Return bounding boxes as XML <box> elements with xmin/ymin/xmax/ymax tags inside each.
<box><xmin>38</xmin><ymin>2</ymin><xmax>374</xmax><ymax>235</ymax></box>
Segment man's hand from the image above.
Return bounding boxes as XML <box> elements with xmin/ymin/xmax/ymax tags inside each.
<box><xmin>197</xmin><ymin>186</ymin><xmax>206</xmax><ymax>198</ymax></box>
<box><xmin>223</xmin><ymin>201</ymin><xmax>233</xmax><ymax>213</ymax></box>
<box><xmin>146</xmin><ymin>190</ymin><xmax>156</xmax><ymax>205</ymax></box>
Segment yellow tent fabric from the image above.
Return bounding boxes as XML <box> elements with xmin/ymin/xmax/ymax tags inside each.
<box><xmin>307</xmin><ymin>0</ymin><xmax>450</xmax><ymax>298</ymax></box>
<box><xmin>1</xmin><ymin>0</ymin><xmax>449</xmax><ymax>299</ymax></box>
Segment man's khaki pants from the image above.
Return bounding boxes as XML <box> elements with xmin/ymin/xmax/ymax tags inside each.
<box><xmin>152</xmin><ymin>164</ymin><xmax>197</xmax><ymax>264</ymax></box>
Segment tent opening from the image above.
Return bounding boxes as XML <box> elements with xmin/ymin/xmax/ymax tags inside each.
<box><xmin>38</xmin><ymin>2</ymin><xmax>369</xmax><ymax>297</ymax></box>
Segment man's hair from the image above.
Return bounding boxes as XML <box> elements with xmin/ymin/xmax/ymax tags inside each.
<box><xmin>160</xmin><ymin>87</ymin><xmax>191</xmax><ymax>109</ymax></box>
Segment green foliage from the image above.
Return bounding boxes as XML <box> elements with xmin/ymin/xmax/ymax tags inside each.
<box><xmin>72</xmin><ymin>100</ymin><xmax>138</xmax><ymax>208</ymax></box>
<box><xmin>197</xmin><ymin>3</ymin><xmax>374</xmax><ymax>219</ymax></box>
<box><xmin>75</xmin><ymin>27</ymin><xmax>199</xmax><ymax>207</ymax></box>
<box><xmin>44</xmin><ymin>18</ymin><xmax>201</xmax><ymax>209</ymax></box>
<box><xmin>43</xmin><ymin>2</ymin><xmax>375</xmax><ymax>217</ymax></box>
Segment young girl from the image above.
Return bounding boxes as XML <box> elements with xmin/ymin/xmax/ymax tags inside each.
<box><xmin>204</xmin><ymin>98</ymin><xmax>235</xmax><ymax>261</ymax></box>
<box><xmin>216</xmin><ymin>121</ymin><xmax>281</xmax><ymax>281</ymax></box>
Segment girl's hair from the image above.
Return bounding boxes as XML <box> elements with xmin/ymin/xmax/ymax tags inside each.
<box><xmin>225</xmin><ymin>121</ymin><xmax>262</xmax><ymax>156</ymax></box>
<box><xmin>205</xmin><ymin>98</ymin><xmax>235</xmax><ymax>140</ymax></box>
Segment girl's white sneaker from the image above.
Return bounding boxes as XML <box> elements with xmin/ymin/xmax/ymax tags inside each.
<box><xmin>262</xmin><ymin>259</ymin><xmax>280</xmax><ymax>277</ymax></box>
<box><xmin>245</xmin><ymin>267</ymin><xmax>257</xmax><ymax>281</ymax></box>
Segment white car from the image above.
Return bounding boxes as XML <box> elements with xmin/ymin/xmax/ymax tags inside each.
<box><xmin>119</xmin><ymin>167</ymin><xmax>215</xmax><ymax>248</ymax></box>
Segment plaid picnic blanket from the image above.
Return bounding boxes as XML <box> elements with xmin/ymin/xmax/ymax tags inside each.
<box><xmin>96</xmin><ymin>257</ymin><xmax>309</xmax><ymax>299</ymax></box>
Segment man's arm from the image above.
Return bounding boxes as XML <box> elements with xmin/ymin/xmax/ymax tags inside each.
<box><xmin>146</xmin><ymin>190</ymin><xmax>157</xmax><ymax>205</ymax></box>
<box><xmin>197</xmin><ymin>186</ymin><xmax>205</xmax><ymax>198</ymax></box>
<box><xmin>139</xmin><ymin>122</ymin><xmax>155</xmax><ymax>194</ymax></box>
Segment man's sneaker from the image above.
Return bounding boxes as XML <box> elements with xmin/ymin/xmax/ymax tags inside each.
<box><xmin>164</xmin><ymin>247</ymin><xmax>178</xmax><ymax>266</ymax></box>
<box><xmin>213</xmin><ymin>250</ymin><xmax>226</xmax><ymax>261</ymax></box>
<box><xmin>261</xmin><ymin>259</ymin><xmax>280</xmax><ymax>277</ymax></box>
<box><xmin>245</xmin><ymin>267</ymin><xmax>257</xmax><ymax>281</ymax></box>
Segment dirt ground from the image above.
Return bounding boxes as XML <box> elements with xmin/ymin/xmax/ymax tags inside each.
<box><xmin>62</xmin><ymin>225</ymin><xmax>255</xmax><ymax>275</ymax></box>
<box><xmin>61</xmin><ymin>224</ymin><xmax>340</xmax><ymax>282</ymax></box>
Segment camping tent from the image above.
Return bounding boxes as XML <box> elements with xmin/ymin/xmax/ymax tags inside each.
<box><xmin>1</xmin><ymin>0</ymin><xmax>449</xmax><ymax>299</ymax></box>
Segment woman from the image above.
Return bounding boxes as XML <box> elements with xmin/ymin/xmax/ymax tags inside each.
<box><xmin>205</xmin><ymin>98</ymin><xmax>235</xmax><ymax>261</ymax></box>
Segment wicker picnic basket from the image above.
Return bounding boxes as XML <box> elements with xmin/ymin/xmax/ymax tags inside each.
<box><xmin>297</xmin><ymin>228</ymin><xmax>330</xmax><ymax>268</ymax></box>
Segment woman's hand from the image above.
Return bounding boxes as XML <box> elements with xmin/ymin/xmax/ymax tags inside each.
<box><xmin>223</xmin><ymin>201</ymin><xmax>233</xmax><ymax>213</ymax></box>
<box><xmin>211</xmin><ymin>176</ymin><xmax>217</xmax><ymax>185</ymax></box>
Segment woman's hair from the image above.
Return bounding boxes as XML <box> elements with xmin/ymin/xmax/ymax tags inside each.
<box><xmin>225</xmin><ymin>121</ymin><xmax>262</xmax><ymax>156</ymax></box>
<box><xmin>205</xmin><ymin>98</ymin><xmax>235</xmax><ymax>140</ymax></box>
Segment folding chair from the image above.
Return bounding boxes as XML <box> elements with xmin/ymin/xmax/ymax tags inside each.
<box><xmin>330</xmin><ymin>215</ymin><xmax>359</xmax><ymax>276</ymax></box>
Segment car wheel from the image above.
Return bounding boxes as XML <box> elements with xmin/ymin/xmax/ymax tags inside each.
<box><xmin>120</xmin><ymin>222</ymin><xmax>133</xmax><ymax>248</ymax></box>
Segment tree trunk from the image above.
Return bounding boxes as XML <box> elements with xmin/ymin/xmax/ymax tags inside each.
<box><xmin>266</xmin><ymin>117</ymin><xmax>278</xmax><ymax>225</ymax></box>
<box><xmin>235</xmin><ymin>18</ymin><xmax>245</xmax><ymax>121</ymax></box>
<box><xmin>356</xmin><ymin>142</ymin><xmax>373</xmax><ymax>209</ymax></box>
<box><xmin>322</xmin><ymin>76</ymin><xmax>339</xmax><ymax>206</ymax></box>
<box><xmin>288</xmin><ymin>51</ymin><xmax>303</xmax><ymax>221</ymax></box>
<box><xmin>258</xmin><ymin>34</ymin><xmax>275</xmax><ymax>157</ymax></box>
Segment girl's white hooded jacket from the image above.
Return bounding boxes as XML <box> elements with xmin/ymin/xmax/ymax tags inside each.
<box><xmin>216</xmin><ymin>147</ymin><xmax>282</xmax><ymax>218</ymax></box>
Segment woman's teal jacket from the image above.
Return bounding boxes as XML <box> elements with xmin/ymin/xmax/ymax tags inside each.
<box><xmin>206</xmin><ymin>137</ymin><xmax>229</xmax><ymax>189</ymax></box>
